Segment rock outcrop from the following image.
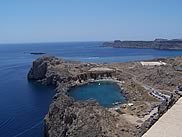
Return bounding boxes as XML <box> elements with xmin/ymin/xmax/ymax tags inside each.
<box><xmin>44</xmin><ymin>94</ymin><xmax>128</xmax><ymax>137</ymax></box>
<box><xmin>28</xmin><ymin>56</ymin><xmax>137</xmax><ymax>137</ymax></box>
<box><xmin>28</xmin><ymin>56</ymin><xmax>182</xmax><ymax>137</ymax></box>
<box><xmin>28</xmin><ymin>56</ymin><xmax>49</xmax><ymax>80</ymax></box>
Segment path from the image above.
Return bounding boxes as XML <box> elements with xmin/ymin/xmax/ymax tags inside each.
<box><xmin>115</xmin><ymin>68</ymin><xmax>170</xmax><ymax>101</ymax></box>
<box><xmin>142</xmin><ymin>97</ymin><xmax>182</xmax><ymax>137</ymax></box>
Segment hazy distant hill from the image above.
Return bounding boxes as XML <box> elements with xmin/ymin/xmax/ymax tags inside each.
<box><xmin>102</xmin><ymin>39</ymin><xmax>182</xmax><ymax>50</ymax></box>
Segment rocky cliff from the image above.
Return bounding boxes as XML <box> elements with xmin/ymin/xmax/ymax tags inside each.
<box><xmin>28</xmin><ymin>56</ymin><xmax>137</xmax><ymax>137</ymax></box>
<box><xmin>44</xmin><ymin>94</ymin><xmax>131</xmax><ymax>137</ymax></box>
<box><xmin>28</xmin><ymin>56</ymin><xmax>182</xmax><ymax>137</ymax></box>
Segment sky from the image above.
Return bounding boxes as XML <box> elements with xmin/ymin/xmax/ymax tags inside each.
<box><xmin>0</xmin><ymin>0</ymin><xmax>182</xmax><ymax>43</ymax></box>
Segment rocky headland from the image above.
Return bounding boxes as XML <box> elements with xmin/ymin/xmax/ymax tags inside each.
<box><xmin>28</xmin><ymin>56</ymin><xmax>182</xmax><ymax>137</ymax></box>
<box><xmin>102</xmin><ymin>39</ymin><xmax>182</xmax><ymax>50</ymax></box>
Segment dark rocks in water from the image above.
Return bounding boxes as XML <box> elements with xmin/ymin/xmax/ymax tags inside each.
<box><xmin>102</xmin><ymin>39</ymin><xmax>182</xmax><ymax>50</ymax></box>
<box><xmin>30</xmin><ymin>52</ymin><xmax>46</xmax><ymax>55</ymax></box>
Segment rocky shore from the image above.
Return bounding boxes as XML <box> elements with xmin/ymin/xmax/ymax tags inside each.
<box><xmin>102</xmin><ymin>39</ymin><xmax>182</xmax><ymax>50</ymax></box>
<box><xmin>28</xmin><ymin>56</ymin><xmax>182</xmax><ymax>137</ymax></box>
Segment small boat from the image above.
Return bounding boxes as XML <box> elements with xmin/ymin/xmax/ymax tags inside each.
<box><xmin>98</xmin><ymin>83</ymin><xmax>101</xmax><ymax>86</ymax></box>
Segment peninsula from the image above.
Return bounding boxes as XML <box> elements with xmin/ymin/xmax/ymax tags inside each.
<box><xmin>28</xmin><ymin>56</ymin><xmax>182</xmax><ymax>137</ymax></box>
<box><xmin>102</xmin><ymin>39</ymin><xmax>182</xmax><ymax>50</ymax></box>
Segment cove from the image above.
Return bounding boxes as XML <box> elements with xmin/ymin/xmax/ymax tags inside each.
<box><xmin>68</xmin><ymin>81</ymin><xmax>126</xmax><ymax>107</ymax></box>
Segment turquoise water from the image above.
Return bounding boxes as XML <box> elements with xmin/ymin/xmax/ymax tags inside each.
<box><xmin>68</xmin><ymin>82</ymin><xmax>126</xmax><ymax>107</ymax></box>
<box><xmin>0</xmin><ymin>42</ymin><xmax>182</xmax><ymax>137</ymax></box>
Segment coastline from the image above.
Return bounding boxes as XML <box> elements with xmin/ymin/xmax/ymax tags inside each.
<box><xmin>102</xmin><ymin>39</ymin><xmax>182</xmax><ymax>50</ymax></box>
<box><xmin>28</xmin><ymin>56</ymin><xmax>182</xmax><ymax>137</ymax></box>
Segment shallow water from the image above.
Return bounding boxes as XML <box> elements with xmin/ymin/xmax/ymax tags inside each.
<box><xmin>0</xmin><ymin>42</ymin><xmax>182</xmax><ymax>137</ymax></box>
<box><xmin>68</xmin><ymin>81</ymin><xmax>125</xmax><ymax>107</ymax></box>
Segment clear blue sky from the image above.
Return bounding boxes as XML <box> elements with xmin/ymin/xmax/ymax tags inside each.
<box><xmin>0</xmin><ymin>0</ymin><xmax>182</xmax><ymax>43</ymax></box>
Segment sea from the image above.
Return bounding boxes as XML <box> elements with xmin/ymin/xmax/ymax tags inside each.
<box><xmin>0</xmin><ymin>42</ymin><xmax>182</xmax><ymax>137</ymax></box>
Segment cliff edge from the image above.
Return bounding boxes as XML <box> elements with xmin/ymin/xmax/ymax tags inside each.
<box><xmin>28</xmin><ymin>56</ymin><xmax>182</xmax><ymax>137</ymax></box>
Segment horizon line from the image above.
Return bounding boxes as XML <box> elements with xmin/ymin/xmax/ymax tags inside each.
<box><xmin>0</xmin><ymin>38</ymin><xmax>181</xmax><ymax>45</ymax></box>
<box><xmin>0</xmin><ymin>41</ymin><xmax>107</xmax><ymax>45</ymax></box>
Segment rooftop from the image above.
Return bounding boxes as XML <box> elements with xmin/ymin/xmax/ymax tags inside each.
<box><xmin>140</xmin><ymin>61</ymin><xmax>167</xmax><ymax>66</ymax></box>
<box><xmin>88</xmin><ymin>67</ymin><xmax>114</xmax><ymax>72</ymax></box>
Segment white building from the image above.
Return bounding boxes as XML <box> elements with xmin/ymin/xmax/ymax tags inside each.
<box><xmin>140</xmin><ymin>61</ymin><xmax>167</xmax><ymax>66</ymax></box>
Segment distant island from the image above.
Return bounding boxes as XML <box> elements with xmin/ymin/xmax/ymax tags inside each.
<box><xmin>102</xmin><ymin>39</ymin><xmax>182</xmax><ymax>50</ymax></box>
<box><xmin>30</xmin><ymin>52</ymin><xmax>46</xmax><ymax>55</ymax></box>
